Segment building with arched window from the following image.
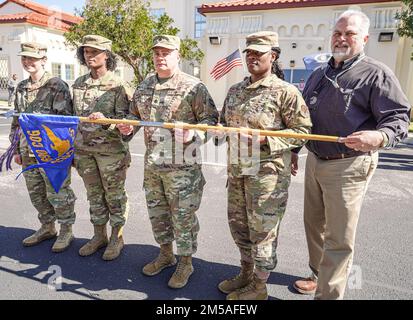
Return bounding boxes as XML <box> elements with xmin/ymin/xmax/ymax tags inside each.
<box><xmin>0</xmin><ymin>0</ymin><xmax>85</xmax><ymax>99</ymax></box>
<box><xmin>0</xmin><ymin>0</ymin><xmax>134</xmax><ymax>100</ymax></box>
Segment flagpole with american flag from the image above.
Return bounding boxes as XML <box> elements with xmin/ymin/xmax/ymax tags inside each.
<box><xmin>210</xmin><ymin>49</ymin><xmax>243</xmax><ymax>81</ymax></box>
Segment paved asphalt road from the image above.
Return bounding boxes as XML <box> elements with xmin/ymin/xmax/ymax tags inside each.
<box><xmin>0</xmin><ymin>117</ymin><xmax>412</xmax><ymax>300</ymax></box>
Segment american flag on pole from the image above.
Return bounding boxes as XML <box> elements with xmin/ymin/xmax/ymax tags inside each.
<box><xmin>210</xmin><ymin>49</ymin><xmax>243</xmax><ymax>80</ymax></box>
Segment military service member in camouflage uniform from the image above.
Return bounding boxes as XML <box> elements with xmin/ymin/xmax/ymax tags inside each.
<box><xmin>217</xmin><ymin>32</ymin><xmax>312</xmax><ymax>300</ymax></box>
<box><xmin>118</xmin><ymin>35</ymin><xmax>218</xmax><ymax>288</ymax></box>
<box><xmin>73</xmin><ymin>35</ymin><xmax>132</xmax><ymax>261</ymax></box>
<box><xmin>10</xmin><ymin>42</ymin><xmax>76</xmax><ymax>252</ymax></box>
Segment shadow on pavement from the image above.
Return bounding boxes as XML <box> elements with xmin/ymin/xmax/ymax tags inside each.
<box><xmin>378</xmin><ymin>137</ymin><xmax>413</xmax><ymax>171</ymax></box>
<box><xmin>378</xmin><ymin>152</ymin><xmax>413</xmax><ymax>172</ymax></box>
<box><xmin>0</xmin><ymin>225</ymin><xmax>300</xmax><ymax>300</ymax></box>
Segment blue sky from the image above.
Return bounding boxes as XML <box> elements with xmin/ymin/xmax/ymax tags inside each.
<box><xmin>32</xmin><ymin>0</ymin><xmax>86</xmax><ymax>14</ymax></box>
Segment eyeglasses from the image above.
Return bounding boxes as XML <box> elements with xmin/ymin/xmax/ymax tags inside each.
<box><xmin>323</xmin><ymin>70</ymin><xmax>346</xmax><ymax>93</ymax></box>
<box><xmin>323</xmin><ymin>54</ymin><xmax>366</xmax><ymax>93</ymax></box>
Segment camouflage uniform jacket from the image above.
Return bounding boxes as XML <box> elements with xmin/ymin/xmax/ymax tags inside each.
<box><xmin>9</xmin><ymin>71</ymin><xmax>74</xmax><ymax>157</ymax></box>
<box><xmin>130</xmin><ymin>70</ymin><xmax>219</xmax><ymax>170</ymax></box>
<box><xmin>73</xmin><ymin>71</ymin><xmax>132</xmax><ymax>154</ymax></box>
<box><xmin>221</xmin><ymin>74</ymin><xmax>312</xmax><ymax>177</ymax></box>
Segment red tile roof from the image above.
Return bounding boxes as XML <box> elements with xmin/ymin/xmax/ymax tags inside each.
<box><xmin>0</xmin><ymin>0</ymin><xmax>83</xmax><ymax>31</ymax></box>
<box><xmin>199</xmin><ymin>0</ymin><xmax>400</xmax><ymax>14</ymax></box>
<box><xmin>0</xmin><ymin>12</ymin><xmax>73</xmax><ymax>31</ymax></box>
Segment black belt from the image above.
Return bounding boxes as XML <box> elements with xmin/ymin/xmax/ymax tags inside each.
<box><xmin>315</xmin><ymin>151</ymin><xmax>369</xmax><ymax>161</ymax></box>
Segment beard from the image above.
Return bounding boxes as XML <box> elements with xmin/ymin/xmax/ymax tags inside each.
<box><xmin>332</xmin><ymin>46</ymin><xmax>351</xmax><ymax>61</ymax></box>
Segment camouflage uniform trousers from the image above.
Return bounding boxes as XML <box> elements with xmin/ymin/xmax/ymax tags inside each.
<box><xmin>22</xmin><ymin>155</ymin><xmax>76</xmax><ymax>225</ymax></box>
<box><xmin>74</xmin><ymin>151</ymin><xmax>131</xmax><ymax>227</ymax></box>
<box><xmin>227</xmin><ymin>169</ymin><xmax>291</xmax><ymax>272</ymax></box>
<box><xmin>144</xmin><ymin>166</ymin><xmax>206</xmax><ymax>256</ymax></box>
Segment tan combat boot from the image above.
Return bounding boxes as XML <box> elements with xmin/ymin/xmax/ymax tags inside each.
<box><xmin>79</xmin><ymin>225</ymin><xmax>108</xmax><ymax>257</ymax></box>
<box><xmin>142</xmin><ymin>243</ymin><xmax>177</xmax><ymax>276</ymax></box>
<box><xmin>52</xmin><ymin>224</ymin><xmax>74</xmax><ymax>253</ymax></box>
<box><xmin>226</xmin><ymin>274</ymin><xmax>268</xmax><ymax>300</ymax></box>
<box><xmin>22</xmin><ymin>222</ymin><xmax>57</xmax><ymax>247</ymax></box>
<box><xmin>218</xmin><ymin>260</ymin><xmax>254</xmax><ymax>294</ymax></box>
<box><xmin>168</xmin><ymin>255</ymin><xmax>194</xmax><ymax>289</ymax></box>
<box><xmin>102</xmin><ymin>226</ymin><xmax>124</xmax><ymax>261</ymax></box>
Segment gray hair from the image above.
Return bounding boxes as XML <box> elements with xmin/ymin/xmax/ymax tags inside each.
<box><xmin>337</xmin><ymin>10</ymin><xmax>370</xmax><ymax>37</ymax></box>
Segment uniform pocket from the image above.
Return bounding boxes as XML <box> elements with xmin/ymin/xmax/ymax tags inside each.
<box><xmin>365</xmin><ymin>152</ymin><xmax>378</xmax><ymax>178</ymax></box>
<box><xmin>343</xmin><ymin>155</ymin><xmax>372</xmax><ymax>178</ymax></box>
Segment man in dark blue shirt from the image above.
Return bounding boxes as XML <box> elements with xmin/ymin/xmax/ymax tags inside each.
<box><xmin>292</xmin><ymin>10</ymin><xmax>411</xmax><ymax>299</ymax></box>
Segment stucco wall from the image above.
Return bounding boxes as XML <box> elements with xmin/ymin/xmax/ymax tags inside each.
<box><xmin>200</xmin><ymin>3</ymin><xmax>409</xmax><ymax>107</ymax></box>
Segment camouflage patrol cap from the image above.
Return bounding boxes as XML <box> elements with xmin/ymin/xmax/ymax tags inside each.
<box><xmin>80</xmin><ymin>35</ymin><xmax>112</xmax><ymax>51</ymax></box>
<box><xmin>152</xmin><ymin>35</ymin><xmax>181</xmax><ymax>50</ymax></box>
<box><xmin>18</xmin><ymin>42</ymin><xmax>47</xmax><ymax>58</ymax></box>
<box><xmin>243</xmin><ymin>31</ymin><xmax>279</xmax><ymax>53</ymax></box>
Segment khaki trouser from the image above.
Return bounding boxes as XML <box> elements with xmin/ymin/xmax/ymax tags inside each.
<box><xmin>304</xmin><ymin>151</ymin><xmax>378</xmax><ymax>299</ymax></box>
